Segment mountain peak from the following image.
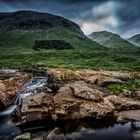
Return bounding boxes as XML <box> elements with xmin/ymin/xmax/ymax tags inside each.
<box><xmin>88</xmin><ymin>30</ymin><xmax>137</xmax><ymax>49</ymax></box>
<box><xmin>0</xmin><ymin>10</ymin><xmax>83</xmax><ymax>34</ymax></box>
<box><xmin>89</xmin><ymin>30</ymin><xmax>120</xmax><ymax>38</ymax></box>
<box><xmin>128</xmin><ymin>34</ymin><xmax>140</xmax><ymax>46</ymax></box>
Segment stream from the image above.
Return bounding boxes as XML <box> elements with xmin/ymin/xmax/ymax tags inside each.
<box><xmin>0</xmin><ymin>77</ymin><xmax>140</xmax><ymax>140</ymax></box>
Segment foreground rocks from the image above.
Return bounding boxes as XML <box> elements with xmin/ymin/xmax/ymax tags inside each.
<box><xmin>0</xmin><ymin>71</ymin><xmax>28</xmax><ymax>109</ymax></box>
<box><xmin>13</xmin><ymin>80</ymin><xmax>140</xmax><ymax>125</ymax></box>
<box><xmin>0</xmin><ymin>68</ymin><xmax>139</xmax><ymax>125</ymax></box>
<box><xmin>46</xmin><ymin>68</ymin><xmax>139</xmax><ymax>84</ymax></box>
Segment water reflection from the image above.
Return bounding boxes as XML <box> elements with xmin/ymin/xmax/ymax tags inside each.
<box><xmin>24</xmin><ymin>120</ymin><xmax>140</xmax><ymax>140</ymax></box>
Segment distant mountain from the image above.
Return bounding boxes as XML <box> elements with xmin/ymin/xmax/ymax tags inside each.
<box><xmin>128</xmin><ymin>34</ymin><xmax>140</xmax><ymax>46</ymax></box>
<box><xmin>0</xmin><ymin>11</ymin><xmax>103</xmax><ymax>53</ymax></box>
<box><xmin>88</xmin><ymin>31</ymin><xmax>137</xmax><ymax>50</ymax></box>
<box><xmin>0</xmin><ymin>10</ymin><xmax>83</xmax><ymax>34</ymax></box>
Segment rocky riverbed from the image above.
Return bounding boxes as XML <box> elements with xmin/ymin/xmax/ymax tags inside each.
<box><xmin>0</xmin><ymin>68</ymin><xmax>140</xmax><ymax>139</ymax></box>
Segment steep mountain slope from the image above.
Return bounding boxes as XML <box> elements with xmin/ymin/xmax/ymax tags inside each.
<box><xmin>0</xmin><ymin>10</ymin><xmax>82</xmax><ymax>33</ymax></box>
<box><xmin>88</xmin><ymin>31</ymin><xmax>138</xmax><ymax>50</ymax></box>
<box><xmin>0</xmin><ymin>11</ymin><xmax>103</xmax><ymax>53</ymax></box>
<box><xmin>0</xmin><ymin>11</ymin><xmax>139</xmax><ymax>71</ymax></box>
<box><xmin>128</xmin><ymin>34</ymin><xmax>140</xmax><ymax>46</ymax></box>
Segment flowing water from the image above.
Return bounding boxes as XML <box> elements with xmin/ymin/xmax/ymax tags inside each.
<box><xmin>0</xmin><ymin>77</ymin><xmax>140</xmax><ymax>140</ymax></box>
<box><xmin>0</xmin><ymin>77</ymin><xmax>48</xmax><ymax>140</ymax></box>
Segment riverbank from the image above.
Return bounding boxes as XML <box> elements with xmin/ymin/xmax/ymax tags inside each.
<box><xmin>0</xmin><ymin>68</ymin><xmax>140</xmax><ymax>139</ymax></box>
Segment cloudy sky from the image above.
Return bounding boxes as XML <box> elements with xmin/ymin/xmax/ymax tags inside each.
<box><xmin>0</xmin><ymin>0</ymin><xmax>139</xmax><ymax>37</ymax></box>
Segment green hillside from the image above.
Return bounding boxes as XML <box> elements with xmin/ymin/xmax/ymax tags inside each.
<box><xmin>88</xmin><ymin>31</ymin><xmax>138</xmax><ymax>51</ymax></box>
<box><xmin>128</xmin><ymin>34</ymin><xmax>140</xmax><ymax>47</ymax></box>
<box><xmin>0</xmin><ymin>28</ymin><xmax>103</xmax><ymax>54</ymax></box>
<box><xmin>0</xmin><ymin>11</ymin><xmax>140</xmax><ymax>71</ymax></box>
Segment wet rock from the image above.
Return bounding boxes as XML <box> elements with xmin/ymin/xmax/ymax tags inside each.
<box><xmin>0</xmin><ymin>69</ymin><xmax>17</xmax><ymax>78</ymax></box>
<box><xmin>14</xmin><ymin>92</ymin><xmax>54</xmax><ymax>125</ymax></box>
<box><xmin>13</xmin><ymin>81</ymin><xmax>114</xmax><ymax>125</ymax></box>
<box><xmin>14</xmin><ymin>132</ymin><xmax>31</xmax><ymax>140</ymax></box>
<box><xmin>131</xmin><ymin>122</ymin><xmax>140</xmax><ymax>140</ymax></box>
<box><xmin>133</xmin><ymin>131</ymin><xmax>140</xmax><ymax>140</ymax></box>
<box><xmin>0</xmin><ymin>73</ymin><xmax>28</xmax><ymax>109</ymax></box>
<box><xmin>12</xmin><ymin>69</ymin><xmax>140</xmax><ymax>126</ymax></box>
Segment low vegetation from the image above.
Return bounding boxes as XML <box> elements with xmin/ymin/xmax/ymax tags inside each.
<box><xmin>106</xmin><ymin>79</ymin><xmax>140</xmax><ymax>95</ymax></box>
<box><xmin>0</xmin><ymin>27</ymin><xmax>139</xmax><ymax>71</ymax></box>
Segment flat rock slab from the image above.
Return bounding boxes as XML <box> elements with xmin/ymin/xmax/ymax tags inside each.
<box><xmin>116</xmin><ymin>110</ymin><xmax>140</xmax><ymax>122</ymax></box>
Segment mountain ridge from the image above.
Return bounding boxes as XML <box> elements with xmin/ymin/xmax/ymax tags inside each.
<box><xmin>88</xmin><ymin>30</ymin><xmax>138</xmax><ymax>50</ymax></box>
<box><xmin>0</xmin><ymin>10</ymin><xmax>83</xmax><ymax>34</ymax></box>
<box><xmin>0</xmin><ymin>10</ymin><xmax>104</xmax><ymax>53</ymax></box>
<box><xmin>128</xmin><ymin>34</ymin><xmax>140</xmax><ymax>46</ymax></box>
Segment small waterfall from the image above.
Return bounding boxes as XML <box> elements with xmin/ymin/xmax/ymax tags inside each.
<box><xmin>15</xmin><ymin>77</ymin><xmax>48</xmax><ymax>105</ymax></box>
<box><xmin>0</xmin><ymin>77</ymin><xmax>48</xmax><ymax>116</ymax></box>
<box><xmin>0</xmin><ymin>105</ymin><xmax>17</xmax><ymax>116</ymax></box>
<box><xmin>0</xmin><ymin>76</ymin><xmax>48</xmax><ymax>140</ymax></box>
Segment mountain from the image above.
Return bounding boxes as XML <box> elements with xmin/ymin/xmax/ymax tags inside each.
<box><xmin>0</xmin><ymin>10</ymin><xmax>82</xmax><ymax>34</ymax></box>
<box><xmin>0</xmin><ymin>10</ymin><xmax>103</xmax><ymax>53</ymax></box>
<box><xmin>88</xmin><ymin>31</ymin><xmax>137</xmax><ymax>50</ymax></box>
<box><xmin>128</xmin><ymin>34</ymin><xmax>140</xmax><ymax>46</ymax></box>
<box><xmin>0</xmin><ymin>11</ymin><xmax>139</xmax><ymax>71</ymax></box>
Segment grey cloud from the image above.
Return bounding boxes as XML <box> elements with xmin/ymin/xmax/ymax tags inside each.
<box><xmin>0</xmin><ymin>0</ymin><xmax>139</xmax><ymax>37</ymax></box>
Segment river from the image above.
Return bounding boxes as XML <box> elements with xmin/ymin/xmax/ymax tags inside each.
<box><xmin>0</xmin><ymin>77</ymin><xmax>140</xmax><ymax>140</ymax></box>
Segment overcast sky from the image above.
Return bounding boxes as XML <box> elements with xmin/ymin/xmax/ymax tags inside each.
<box><xmin>0</xmin><ymin>0</ymin><xmax>139</xmax><ymax>38</ymax></box>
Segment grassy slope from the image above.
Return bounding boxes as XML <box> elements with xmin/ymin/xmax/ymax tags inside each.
<box><xmin>128</xmin><ymin>34</ymin><xmax>140</xmax><ymax>47</ymax></box>
<box><xmin>89</xmin><ymin>31</ymin><xmax>138</xmax><ymax>52</ymax></box>
<box><xmin>0</xmin><ymin>28</ymin><xmax>140</xmax><ymax>71</ymax></box>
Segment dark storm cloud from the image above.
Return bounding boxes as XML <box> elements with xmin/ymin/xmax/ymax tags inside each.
<box><xmin>0</xmin><ymin>0</ymin><xmax>139</xmax><ymax>37</ymax></box>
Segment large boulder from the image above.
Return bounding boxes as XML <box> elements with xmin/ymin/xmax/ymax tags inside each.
<box><xmin>13</xmin><ymin>81</ymin><xmax>114</xmax><ymax>125</ymax></box>
<box><xmin>52</xmin><ymin>81</ymin><xmax>114</xmax><ymax>121</ymax></box>
<box><xmin>106</xmin><ymin>95</ymin><xmax>140</xmax><ymax>111</ymax></box>
<box><xmin>116</xmin><ymin>110</ymin><xmax>140</xmax><ymax>122</ymax></box>
<box><xmin>13</xmin><ymin>92</ymin><xmax>54</xmax><ymax>125</ymax></box>
<box><xmin>0</xmin><ymin>73</ymin><xmax>28</xmax><ymax>109</ymax></box>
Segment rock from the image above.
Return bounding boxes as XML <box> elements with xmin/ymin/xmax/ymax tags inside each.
<box><xmin>0</xmin><ymin>69</ymin><xmax>17</xmax><ymax>78</ymax></box>
<box><xmin>47</xmin><ymin>128</ymin><xmax>62</xmax><ymax>140</ymax></box>
<box><xmin>133</xmin><ymin>131</ymin><xmax>140</xmax><ymax>140</ymax></box>
<box><xmin>0</xmin><ymin>81</ymin><xmax>6</xmax><ymax>90</ymax></box>
<box><xmin>0</xmin><ymin>73</ymin><xmax>28</xmax><ymax>109</ymax></box>
<box><xmin>13</xmin><ymin>81</ymin><xmax>114</xmax><ymax>125</ymax></box>
<box><xmin>69</xmin><ymin>81</ymin><xmax>104</xmax><ymax>101</ymax></box>
<box><xmin>116</xmin><ymin>110</ymin><xmax>140</xmax><ymax>122</ymax></box>
<box><xmin>12</xmin><ymin>69</ymin><xmax>140</xmax><ymax>126</ymax></box>
<box><xmin>122</xmin><ymin>89</ymin><xmax>140</xmax><ymax>100</ymax></box>
<box><xmin>46</xmin><ymin>68</ymin><xmax>133</xmax><ymax>85</ymax></box>
<box><xmin>47</xmin><ymin>68</ymin><xmax>80</xmax><ymax>82</ymax></box>
<box><xmin>106</xmin><ymin>95</ymin><xmax>140</xmax><ymax>111</ymax></box>
<box><xmin>135</xmin><ymin>90</ymin><xmax>140</xmax><ymax>100</ymax></box>
<box><xmin>98</xmin><ymin>78</ymin><xmax>123</xmax><ymax>86</ymax></box>
<box><xmin>14</xmin><ymin>132</ymin><xmax>31</xmax><ymax>140</ymax></box>
<box><xmin>14</xmin><ymin>92</ymin><xmax>54</xmax><ymax>125</ymax></box>
<box><xmin>52</xmin><ymin>81</ymin><xmax>114</xmax><ymax>121</ymax></box>
<box><xmin>122</xmin><ymin>89</ymin><xmax>134</xmax><ymax>97</ymax></box>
